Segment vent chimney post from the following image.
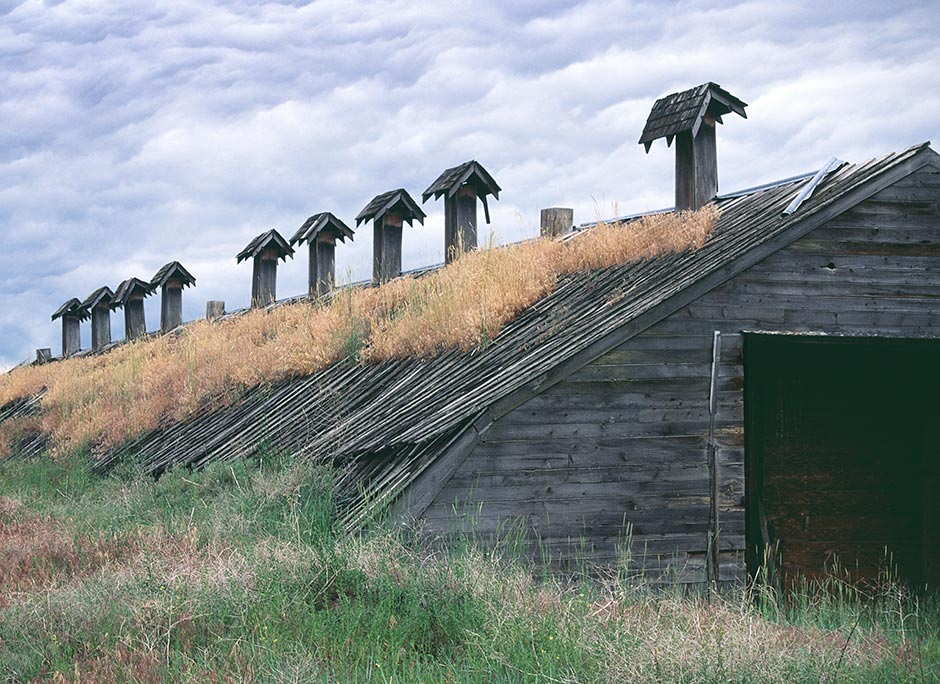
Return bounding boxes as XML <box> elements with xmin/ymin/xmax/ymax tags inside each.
<box><xmin>206</xmin><ymin>300</ymin><xmax>225</xmax><ymax>320</ymax></box>
<box><xmin>289</xmin><ymin>212</ymin><xmax>355</xmax><ymax>298</ymax></box>
<box><xmin>236</xmin><ymin>229</ymin><xmax>294</xmax><ymax>308</ymax></box>
<box><xmin>79</xmin><ymin>286</ymin><xmax>115</xmax><ymax>351</ymax></box>
<box><xmin>35</xmin><ymin>348</ymin><xmax>52</xmax><ymax>364</ymax></box>
<box><xmin>51</xmin><ymin>298</ymin><xmax>83</xmax><ymax>357</ymax></box>
<box><xmin>150</xmin><ymin>262</ymin><xmax>196</xmax><ymax>333</ymax></box>
<box><xmin>638</xmin><ymin>82</ymin><xmax>747</xmax><ymax>211</ymax></box>
<box><xmin>356</xmin><ymin>189</ymin><xmax>426</xmax><ymax>284</ymax></box>
<box><xmin>422</xmin><ymin>161</ymin><xmax>501</xmax><ymax>263</ymax></box>
<box><xmin>540</xmin><ymin>208</ymin><xmax>574</xmax><ymax>237</ymax></box>
<box><xmin>112</xmin><ymin>277</ymin><xmax>154</xmax><ymax>341</ymax></box>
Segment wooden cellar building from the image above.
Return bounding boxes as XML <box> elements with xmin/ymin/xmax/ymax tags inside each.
<box><xmin>7</xmin><ymin>83</ymin><xmax>940</xmax><ymax>589</ymax></box>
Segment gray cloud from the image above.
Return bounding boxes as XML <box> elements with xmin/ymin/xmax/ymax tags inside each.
<box><xmin>1</xmin><ymin>0</ymin><xmax>938</xmax><ymax>367</ymax></box>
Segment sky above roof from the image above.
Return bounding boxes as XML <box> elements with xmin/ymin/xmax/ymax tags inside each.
<box><xmin>1</xmin><ymin>0</ymin><xmax>938</xmax><ymax>368</ymax></box>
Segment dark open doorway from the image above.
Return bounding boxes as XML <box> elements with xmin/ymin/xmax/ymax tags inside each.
<box><xmin>744</xmin><ymin>333</ymin><xmax>940</xmax><ymax>589</ymax></box>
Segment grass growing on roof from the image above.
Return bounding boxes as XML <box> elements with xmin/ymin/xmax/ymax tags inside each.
<box><xmin>0</xmin><ymin>207</ymin><xmax>717</xmax><ymax>455</ymax></box>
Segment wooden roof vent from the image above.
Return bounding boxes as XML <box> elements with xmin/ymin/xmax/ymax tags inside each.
<box><xmin>639</xmin><ymin>82</ymin><xmax>747</xmax><ymax>211</ymax></box>
<box><xmin>150</xmin><ymin>261</ymin><xmax>195</xmax><ymax>333</ymax></box>
<box><xmin>79</xmin><ymin>286</ymin><xmax>115</xmax><ymax>351</ymax></box>
<box><xmin>237</xmin><ymin>229</ymin><xmax>294</xmax><ymax>308</ymax></box>
<box><xmin>111</xmin><ymin>277</ymin><xmax>154</xmax><ymax>341</ymax></box>
<box><xmin>356</xmin><ymin>189</ymin><xmax>426</xmax><ymax>284</ymax></box>
<box><xmin>289</xmin><ymin>212</ymin><xmax>354</xmax><ymax>299</ymax></box>
<box><xmin>422</xmin><ymin>160</ymin><xmax>501</xmax><ymax>263</ymax></box>
<box><xmin>51</xmin><ymin>297</ymin><xmax>83</xmax><ymax>357</ymax></box>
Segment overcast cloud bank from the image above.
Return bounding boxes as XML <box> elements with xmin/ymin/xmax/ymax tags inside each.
<box><xmin>1</xmin><ymin>0</ymin><xmax>938</xmax><ymax>367</ymax></box>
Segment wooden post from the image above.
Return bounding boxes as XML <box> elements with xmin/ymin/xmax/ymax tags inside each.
<box><xmin>252</xmin><ymin>247</ymin><xmax>280</xmax><ymax>308</ymax></box>
<box><xmin>445</xmin><ymin>185</ymin><xmax>478</xmax><ymax>263</ymax></box>
<box><xmin>373</xmin><ymin>210</ymin><xmax>404</xmax><ymax>284</ymax></box>
<box><xmin>706</xmin><ymin>330</ymin><xmax>722</xmax><ymax>587</ymax></box>
<box><xmin>540</xmin><ymin>208</ymin><xmax>574</xmax><ymax>237</ymax></box>
<box><xmin>423</xmin><ymin>161</ymin><xmax>500</xmax><ymax>264</ymax></box>
<box><xmin>124</xmin><ymin>298</ymin><xmax>147</xmax><ymax>341</ymax></box>
<box><xmin>35</xmin><ymin>348</ymin><xmax>52</xmax><ymax>364</ymax></box>
<box><xmin>289</xmin><ymin>213</ymin><xmax>353</xmax><ymax>299</ymax></box>
<box><xmin>62</xmin><ymin>315</ymin><xmax>80</xmax><ymax>357</ymax></box>
<box><xmin>238</xmin><ymin>230</ymin><xmax>293</xmax><ymax>309</ymax></box>
<box><xmin>91</xmin><ymin>302</ymin><xmax>111</xmax><ymax>350</ymax></box>
<box><xmin>161</xmin><ymin>279</ymin><xmax>183</xmax><ymax>332</ymax></box>
<box><xmin>206</xmin><ymin>301</ymin><xmax>225</xmax><ymax>320</ymax></box>
<box><xmin>675</xmin><ymin>116</ymin><xmax>718</xmax><ymax>212</ymax></box>
<box><xmin>309</xmin><ymin>235</ymin><xmax>336</xmax><ymax>298</ymax></box>
<box><xmin>639</xmin><ymin>83</ymin><xmax>746</xmax><ymax>212</ymax></box>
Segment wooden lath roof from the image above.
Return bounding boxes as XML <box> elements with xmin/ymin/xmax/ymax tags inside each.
<box><xmin>639</xmin><ymin>82</ymin><xmax>747</xmax><ymax>151</ymax></box>
<box><xmin>78</xmin><ymin>286</ymin><xmax>114</xmax><ymax>320</ymax></box>
<box><xmin>356</xmin><ymin>189</ymin><xmax>426</xmax><ymax>227</ymax></box>
<box><xmin>112</xmin><ymin>277</ymin><xmax>154</xmax><ymax>308</ymax></box>
<box><xmin>85</xmin><ymin>142</ymin><xmax>936</xmax><ymax>530</ymax></box>
<box><xmin>422</xmin><ymin>160</ymin><xmax>501</xmax><ymax>202</ymax></box>
<box><xmin>151</xmin><ymin>261</ymin><xmax>196</xmax><ymax>290</ymax></box>
<box><xmin>422</xmin><ymin>160</ymin><xmax>501</xmax><ymax>224</ymax></box>
<box><xmin>51</xmin><ymin>298</ymin><xmax>82</xmax><ymax>321</ymax></box>
<box><xmin>290</xmin><ymin>212</ymin><xmax>355</xmax><ymax>246</ymax></box>
<box><xmin>236</xmin><ymin>229</ymin><xmax>294</xmax><ymax>263</ymax></box>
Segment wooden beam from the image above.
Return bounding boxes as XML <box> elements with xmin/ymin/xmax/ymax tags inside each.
<box><xmin>124</xmin><ymin>298</ymin><xmax>147</xmax><ymax>341</ymax></box>
<box><xmin>206</xmin><ymin>301</ymin><xmax>225</xmax><ymax>320</ymax></box>
<box><xmin>373</xmin><ymin>210</ymin><xmax>403</xmax><ymax>284</ymax></box>
<box><xmin>91</xmin><ymin>302</ymin><xmax>111</xmax><ymax>350</ymax></box>
<box><xmin>310</xmin><ymin>235</ymin><xmax>336</xmax><ymax>298</ymax></box>
<box><xmin>161</xmin><ymin>280</ymin><xmax>183</xmax><ymax>332</ymax></box>
<box><xmin>61</xmin><ymin>315</ymin><xmax>80</xmax><ymax>357</ymax></box>
<box><xmin>707</xmin><ymin>330</ymin><xmax>722</xmax><ymax>585</ymax></box>
<box><xmin>252</xmin><ymin>248</ymin><xmax>279</xmax><ymax>308</ymax></box>
<box><xmin>540</xmin><ymin>208</ymin><xmax>573</xmax><ymax>237</ymax></box>
<box><xmin>445</xmin><ymin>185</ymin><xmax>478</xmax><ymax>263</ymax></box>
<box><xmin>675</xmin><ymin>118</ymin><xmax>717</xmax><ymax>211</ymax></box>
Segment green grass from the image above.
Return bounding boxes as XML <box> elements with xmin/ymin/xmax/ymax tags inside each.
<box><xmin>1</xmin><ymin>454</ymin><xmax>938</xmax><ymax>683</ymax></box>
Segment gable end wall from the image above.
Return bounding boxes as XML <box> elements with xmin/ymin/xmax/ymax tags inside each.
<box><xmin>419</xmin><ymin>165</ymin><xmax>940</xmax><ymax>584</ymax></box>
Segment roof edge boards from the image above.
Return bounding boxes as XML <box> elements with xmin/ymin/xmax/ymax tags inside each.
<box><xmin>384</xmin><ymin>412</ymin><xmax>487</xmax><ymax>526</ymax></box>
<box><xmin>484</xmin><ymin>146</ymin><xmax>936</xmax><ymax>423</ymax></box>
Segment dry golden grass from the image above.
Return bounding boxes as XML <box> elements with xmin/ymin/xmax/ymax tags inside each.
<box><xmin>0</xmin><ymin>207</ymin><xmax>717</xmax><ymax>454</ymax></box>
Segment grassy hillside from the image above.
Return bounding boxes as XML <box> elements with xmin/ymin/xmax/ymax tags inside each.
<box><xmin>1</xmin><ymin>454</ymin><xmax>938</xmax><ymax>683</ymax></box>
<box><xmin>0</xmin><ymin>209</ymin><xmax>716</xmax><ymax>457</ymax></box>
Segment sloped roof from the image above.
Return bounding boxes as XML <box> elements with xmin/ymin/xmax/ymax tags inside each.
<box><xmin>151</xmin><ymin>261</ymin><xmax>196</xmax><ymax>290</ymax></box>
<box><xmin>290</xmin><ymin>212</ymin><xmax>355</xmax><ymax>246</ymax></box>
<box><xmin>88</xmin><ymin>143</ymin><xmax>936</xmax><ymax>529</ymax></box>
<box><xmin>356</xmin><ymin>189</ymin><xmax>426</xmax><ymax>227</ymax></box>
<box><xmin>639</xmin><ymin>82</ymin><xmax>747</xmax><ymax>150</ymax></box>
<box><xmin>236</xmin><ymin>229</ymin><xmax>294</xmax><ymax>263</ymax></box>
<box><xmin>78</xmin><ymin>286</ymin><xmax>114</xmax><ymax>320</ymax></box>
<box><xmin>422</xmin><ymin>161</ymin><xmax>501</xmax><ymax>202</ymax></box>
<box><xmin>112</xmin><ymin>277</ymin><xmax>154</xmax><ymax>308</ymax></box>
<box><xmin>51</xmin><ymin>298</ymin><xmax>83</xmax><ymax>321</ymax></box>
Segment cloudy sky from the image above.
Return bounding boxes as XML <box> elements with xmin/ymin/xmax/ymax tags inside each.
<box><xmin>1</xmin><ymin>0</ymin><xmax>938</xmax><ymax>367</ymax></box>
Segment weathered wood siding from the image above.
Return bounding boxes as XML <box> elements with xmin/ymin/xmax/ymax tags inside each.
<box><xmin>419</xmin><ymin>165</ymin><xmax>940</xmax><ymax>583</ymax></box>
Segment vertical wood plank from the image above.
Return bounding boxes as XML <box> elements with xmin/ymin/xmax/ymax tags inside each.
<box><xmin>62</xmin><ymin>316</ymin><xmax>81</xmax><ymax>357</ymax></box>
<box><xmin>91</xmin><ymin>302</ymin><xmax>111</xmax><ymax>350</ymax></box>
<box><xmin>124</xmin><ymin>298</ymin><xmax>147</xmax><ymax>340</ymax></box>
<box><xmin>161</xmin><ymin>281</ymin><xmax>183</xmax><ymax>332</ymax></box>
<box><xmin>540</xmin><ymin>208</ymin><xmax>573</xmax><ymax>237</ymax></box>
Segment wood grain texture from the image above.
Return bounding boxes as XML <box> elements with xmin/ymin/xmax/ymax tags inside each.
<box><xmin>421</xmin><ymin>166</ymin><xmax>940</xmax><ymax>583</ymax></box>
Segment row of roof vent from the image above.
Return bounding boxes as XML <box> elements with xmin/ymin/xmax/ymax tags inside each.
<box><xmin>50</xmin><ymin>262</ymin><xmax>195</xmax><ymax>357</ymax></box>
<box><xmin>41</xmin><ymin>82</ymin><xmax>750</xmax><ymax>361</ymax></box>
<box><xmin>234</xmin><ymin>160</ymin><xmax>502</xmax><ymax>308</ymax></box>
